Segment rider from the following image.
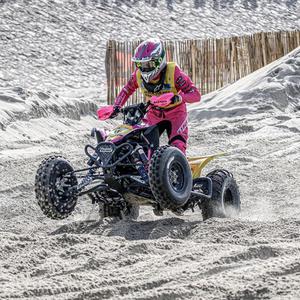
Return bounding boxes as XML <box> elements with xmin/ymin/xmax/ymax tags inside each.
<box><xmin>111</xmin><ymin>38</ymin><xmax>201</xmax><ymax>155</ymax></box>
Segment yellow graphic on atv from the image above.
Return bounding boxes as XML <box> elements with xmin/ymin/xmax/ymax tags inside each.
<box><xmin>106</xmin><ymin>124</ymin><xmax>134</xmax><ymax>141</ymax></box>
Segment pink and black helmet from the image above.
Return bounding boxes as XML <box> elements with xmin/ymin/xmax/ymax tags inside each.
<box><xmin>132</xmin><ymin>38</ymin><xmax>167</xmax><ymax>83</ymax></box>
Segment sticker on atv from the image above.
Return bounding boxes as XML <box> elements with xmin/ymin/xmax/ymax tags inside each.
<box><xmin>106</xmin><ymin>124</ymin><xmax>134</xmax><ymax>141</ymax></box>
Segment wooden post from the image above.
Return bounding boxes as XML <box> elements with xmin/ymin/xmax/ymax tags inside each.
<box><xmin>105</xmin><ymin>40</ymin><xmax>111</xmax><ymax>104</ymax></box>
<box><xmin>191</xmin><ymin>40</ymin><xmax>196</xmax><ymax>84</ymax></box>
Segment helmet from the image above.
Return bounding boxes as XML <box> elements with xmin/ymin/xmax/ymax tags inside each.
<box><xmin>132</xmin><ymin>38</ymin><xmax>167</xmax><ymax>83</ymax></box>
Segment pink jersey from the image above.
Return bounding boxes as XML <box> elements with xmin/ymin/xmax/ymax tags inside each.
<box><xmin>114</xmin><ymin>65</ymin><xmax>201</xmax><ymax>107</ymax></box>
<box><xmin>113</xmin><ymin>64</ymin><xmax>201</xmax><ymax>154</ymax></box>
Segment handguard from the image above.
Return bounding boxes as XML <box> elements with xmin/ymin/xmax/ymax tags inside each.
<box><xmin>97</xmin><ymin>105</ymin><xmax>114</xmax><ymax>120</ymax></box>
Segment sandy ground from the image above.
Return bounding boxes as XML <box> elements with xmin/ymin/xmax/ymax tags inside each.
<box><xmin>0</xmin><ymin>1</ymin><xmax>300</xmax><ymax>299</ymax></box>
<box><xmin>0</xmin><ymin>47</ymin><xmax>299</xmax><ymax>299</ymax></box>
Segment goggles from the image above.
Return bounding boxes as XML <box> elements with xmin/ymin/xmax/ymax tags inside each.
<box><xmin>135</xmin><ymin>58</ymin><xmax>161</xmax><ymax>72</ymax></box>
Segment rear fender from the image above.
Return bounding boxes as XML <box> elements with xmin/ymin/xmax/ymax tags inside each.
<box><xmin>188</xmin><ymin>153</ymin><xmax>226</xmax><ymax>178</ymax></box>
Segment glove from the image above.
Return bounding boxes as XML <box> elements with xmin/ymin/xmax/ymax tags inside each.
<box><xmin>110</xmin><ymin>106</ymin><xmax>120</xmax><ymax>119</ymax></box>
<box><xmin>171</xmin><ymin>95</ymin><xmax>182</xmax><ymax>105</ymax></box>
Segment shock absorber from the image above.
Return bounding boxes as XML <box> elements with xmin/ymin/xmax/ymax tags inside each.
<box><xmin>137</xmin><ymin>146</ymin><xmax>148</xmax><ymax>165</ymax></box>
<box><xmin>133</xmin><ymin>146</ymin><xmax>149</xmax><ymax>182</ymax></box>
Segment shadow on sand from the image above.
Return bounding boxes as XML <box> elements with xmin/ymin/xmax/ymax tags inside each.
<box><xmin>50</xmin><ymin>217</ymin><xmax>201</xmax><ymax>240</ymax></box>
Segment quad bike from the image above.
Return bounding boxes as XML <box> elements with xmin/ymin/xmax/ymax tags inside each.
<box><xmin>35</xmin><ymin>93</ymin><xmax>240</xmax><ymax>221</ymax></box>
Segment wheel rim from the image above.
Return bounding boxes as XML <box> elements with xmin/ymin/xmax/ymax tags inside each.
<box><xmin>222</xmin><ymin>187</ymin><xmax>234</xmax><ymax>214</ymax></box>
<box><xmin>224</xmin><ymin>189</ymin><xmax>233</xmax><ymax>205</ymax></box>
<box><xmin>54</xmin><ymin>172</ymin><xmax>76</xmax><ymax>205</ymax></box>
<box><xmin>168</xmin><ymin>161</ymin><xmax>185</xmax><ymax>192</ymax></box>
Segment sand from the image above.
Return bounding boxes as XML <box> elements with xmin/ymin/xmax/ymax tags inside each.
<box><xmin>0</xmin><ymin>1</ymin><xmax>300</xmax><ymax>299</ymax></box>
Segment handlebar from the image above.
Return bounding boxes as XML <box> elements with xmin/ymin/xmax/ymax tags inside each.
<box><xmin>98</xmin><ymin>93</ymin><xmax>174</xmax><ymax>121</ymax></box>
<box><xmin>120</xmin><ymin>101</ymin><xmax>150</xmax><ymax>115</ymax></box>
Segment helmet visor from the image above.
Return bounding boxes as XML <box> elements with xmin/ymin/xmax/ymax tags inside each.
<box><xmin>135</xmin><ymin>59</ymin><xmax>160</xmax><ymax>72</ymax></box>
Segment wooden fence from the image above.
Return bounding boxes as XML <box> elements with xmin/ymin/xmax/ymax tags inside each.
<box><xmin>105</xmin><ymin>30</ymin><xmax>300</xmax><ymax>104</ymax></box>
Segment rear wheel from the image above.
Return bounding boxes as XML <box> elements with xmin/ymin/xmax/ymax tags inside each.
<box><xmin>149</xmin><ymin>146</ymin><xmax>192</xmax><ymax>211</ymax></box>
<box><xmin>35</xmin><ymin>156</ymin><xmax>78</xmax><ymax>220</ymax></box>
<box><xmin>201</xmin><ymin>169</ymin><xmax>240</xmax><ymax>221</ymax></box>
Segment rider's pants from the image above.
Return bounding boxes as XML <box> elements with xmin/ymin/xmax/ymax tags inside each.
<box><xmin>145</xmin><ymin>102</ymin><xmax>188</xmax><ymax>155</ymax></box>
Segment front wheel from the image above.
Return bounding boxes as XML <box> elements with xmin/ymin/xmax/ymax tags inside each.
<box><xmin>149</xmin><ymin>146</ymin><xmax>192</xmax><ymax>211</ymax></box>
<box><xmin>35</xmin><ymin>156</ymin><xmax>78</xmax><ymax>220</ymax></box>
<box><xmin>201</xmin><ymin>169</ymin><xmax>240</xmax><ymax>221</ymax></box>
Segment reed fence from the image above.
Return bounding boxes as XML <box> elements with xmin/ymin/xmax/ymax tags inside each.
<box><xmin>105</xmin><ymin>30</ymin><xmax>300</xmax><ymax>104</ymax></box>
